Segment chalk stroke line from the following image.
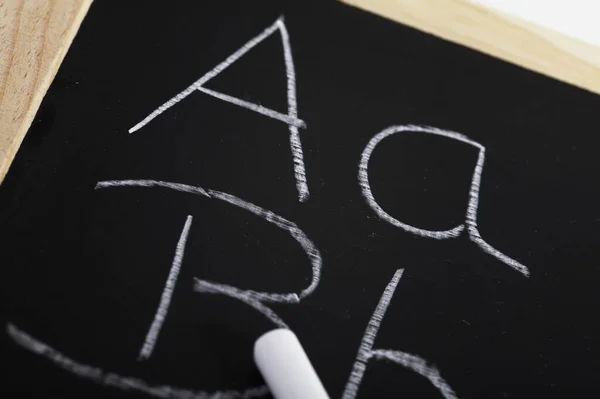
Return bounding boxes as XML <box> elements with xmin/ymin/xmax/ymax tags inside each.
<box><xmin>276</xmin><ymin>18</ymin><xmax>309</xmax><ymax>202</ymax></box>
<box><xmin>96</xmin><ymin>180</ymin><xmax>210</xmax><ymax>197</ymax></box>
<box><xmin>193</xmin><ymin>278</ymin><xmax>299</xmax><ymax>305</ymax></box>
<box><xmin>138</xmin><ymin>215</ymin><xmax>193</xmax><ymax>361</ymax></box>
<box><xmin>358</xmin><ymin>125</ymin><xmax>529</xmax><ymax>277</ymax></box>
<box><xmin>128</xmin><ymin>17</ymin><xmax>310</xmax><ymax>202</ymax></box>
<box><xmin>369</xmin><ymin>349</ymin><xmax>457</xmax><ymax>398</ymax></box>
<box><xmin>95</xmin><ymin>179</ymin><xmax>322</xmax><ymax>301</ymax></box>
<box><xmin>197</xmin><ymin>87</ymin><xmax>306</xmax><ymax>128</ymax></box>
<box><xmin>342</xmin><ymin>269</ymin><xmax>458</xmax><ymax>399</ymax></box>
<box><xmin>128</xmin><ymin>19</ymin><xmax>281</xmax><ymax>133</ymax></box>
<box><xmin>6</xmin><ymin>323</ymin><xmax>269</xmax><ymax>399</ymax></box>
<box><xmin>194</xmin><ymin>279</ymin><xmax>288</xmax><ymax>329</ymax></box>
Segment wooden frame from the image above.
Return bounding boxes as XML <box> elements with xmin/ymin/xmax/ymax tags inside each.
<box><xmin>0</xmin><ymin>0</ymin><xmax>92</xmax><ymax>183</ymax></box>
<box><xmin>342</xmin><ymin>0</ymin><xmax>600</xmax><ymax>95</ymax></box>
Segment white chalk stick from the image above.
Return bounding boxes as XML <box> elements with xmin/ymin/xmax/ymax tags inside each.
<box><xmin>254</xmin><ymin>329</ymin><xmax>330</xmax><ymax>399</ymax></box>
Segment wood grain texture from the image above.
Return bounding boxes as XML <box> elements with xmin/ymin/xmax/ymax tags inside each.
<box><xmin>0</xmin><ymin>0</ymin><xmax>92</xmax><ymax>184</ymax></box>
<box><xmin>341</xmin><ymin>0</ymin><xmax>600</xmax><ymax>95</ymax></box>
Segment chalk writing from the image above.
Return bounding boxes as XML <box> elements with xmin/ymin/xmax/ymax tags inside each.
<box><xmin>4</xmin><ymin>179</ymin><xmax>324</xmax><ymax>397</ymax></box>
<box><xmin>138</xmin><ymin>215</ymin><xmax>193</xmax><ymax>361</ymax></box>
<box><xmin>4</xmin><ymin>13</ymin><xmax>539</xmax><ymax>398</ymax></box>
<box><xmin>95</xmin><ymin>179</ymin><xmax>322</xmax><ymax>301</ymax></box>
<box><xmin>197</xmin><ymin>87</ymin><xmax>306</xmax><ymax>128</ymax></box>
<box><xmin>194</xmin><ymin>279</ymin><xmax>288</xmax><ymax>329</ymax></box>
<box><xmin>95</xmin><ymin>179</ymin><xmax>322</xmax><ymax>391</ymax></box>
<box><xmin>342</xmin><ymin>269</ymin><xmax>458</xmax><ymax>399</ymax></box>
<box><xmin>359</xmin><ymin>125</ymin><xmax>529</xmax><ymax>277</ymax></box>
<box><xmin>128</xmin><ymin>17</ymin><xmax>310</xmax><ymax>202</ymax></box>
<box><xmin>6</xmin><ymin>323</ymin><xmax>269</xmax><ymax>399</ymax></box>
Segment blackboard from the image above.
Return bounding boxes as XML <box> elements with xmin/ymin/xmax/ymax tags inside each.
<box><xmin>2</xmin><ymin>0</ymin><xmax>600</xmax><ymax>397</ymax></box>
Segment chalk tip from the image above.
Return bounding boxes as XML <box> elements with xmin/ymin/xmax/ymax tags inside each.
<box><xmin>254</xmin><ymin>329</ymin><xmax>330</xmax><ymax>399</ymax></box>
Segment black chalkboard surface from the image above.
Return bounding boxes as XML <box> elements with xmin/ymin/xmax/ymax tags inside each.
<box><xmin>2</xmin><ymin>1</ymin><xmax>600</xmax><ymax>398</ymax></box>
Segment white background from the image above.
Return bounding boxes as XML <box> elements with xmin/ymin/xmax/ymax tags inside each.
<box><xmin>470</xmin><ymin>0</ymin><xmax>600</xmax><ymax>45</ymax></box>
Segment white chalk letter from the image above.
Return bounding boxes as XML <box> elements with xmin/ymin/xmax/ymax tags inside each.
<box><xmin>342</xmin><ymin>269</ymin><xmax>458</xmax><ymax>399</ymax></box>
<box><xmin>359</xmin><ymin>125</ymin><xmax>529</xmax><ymax>277</ymax></box>
<box><xmin>129</xmin><ymin>17</ymin><xmax>310</xmax><ymax>202</ymax></box>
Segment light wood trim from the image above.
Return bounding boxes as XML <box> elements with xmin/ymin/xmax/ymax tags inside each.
<box><xmin>341</xmin><ymin>0</ymin><xmax>600</xmax><ymax>95</ymax></box>
<box><xmin>0</xmin><ymin>0</ymin><xmax>92</xmax><ymax>183</ymax></box>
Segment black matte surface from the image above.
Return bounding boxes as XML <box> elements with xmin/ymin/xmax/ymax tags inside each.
<box><xmin>1</xmin><ymin>1</ymin><xmax>600</xmax><ymax>397</ymax></box>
